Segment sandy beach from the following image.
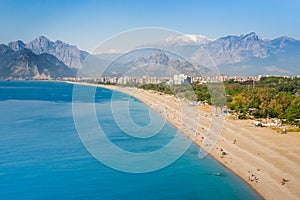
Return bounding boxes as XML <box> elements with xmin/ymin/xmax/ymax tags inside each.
<box><xmin>71</xmin><ymin>82</ymin><xmax>300</xmax><ymax>200</ymax></box>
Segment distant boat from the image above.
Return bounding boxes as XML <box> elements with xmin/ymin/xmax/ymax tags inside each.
<box><xmin>212</xmin><ymin>172</ymin><xmax>225</xmax><ymax>176</ymax></box>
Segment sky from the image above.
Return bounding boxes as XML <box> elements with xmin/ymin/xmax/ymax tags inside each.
<box><xmin>0</xmin><ymin>0</ymin><xmax>300</xmax><ymax>51</ymax></box>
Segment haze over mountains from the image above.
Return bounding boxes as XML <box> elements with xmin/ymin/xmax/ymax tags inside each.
<box><xmin>0</xmin><ymin>44</ymin><xmax>76</xmax><ymax>79</ymax></box>
<box><xmin>8</xmin><ymin>36</ymin><xmax>85</xmax><ymax>69</ymax></box>
<box><xmin>1</xmin><ymin>32</ymin><xmax>300</xmax><ymax>79</ymax></box>
<box><xmin>139</xmin><ymin>32</ymin><xmax>300</xmax><ymax>76</ymax></box>
<box><xmin>0</xmin><ymin>36</ymin><xmax>85</xmax><ymax>79</ymax></box>
<box><xmin>99</xmin><ymin>49</ymin><xmax>211</xmax><ymax>78</ymax></box>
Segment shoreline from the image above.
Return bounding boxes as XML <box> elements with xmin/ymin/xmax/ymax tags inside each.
<box><xmin>68</xmin><ymin>81</ymin><xmax>300</xmax><ymax>200</ymax></box>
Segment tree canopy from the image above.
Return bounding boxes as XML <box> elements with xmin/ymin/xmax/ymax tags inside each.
<box><xmin>140</xmin><ymin>76</ymin><xmax>300</xmax><ymax>126</ymax></box>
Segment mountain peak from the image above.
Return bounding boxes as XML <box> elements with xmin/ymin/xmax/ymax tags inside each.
<box><xmin>270</xmin><ymin>36</ymin><xmax>299</xmax><ymax>48</ymax></box>
<box><xmin>153</xmin><ymin>34</ymin><xmax>213</xmax><ymax>47</ymax></box>
<box><xmin>149</xmin><ymin>50</ymin><xmax>169</xmax><ymax>64</ymax></box>
<box><xmin>246</xmin><ymin>32</ymin><xmax>257</xmax><ymax>36</ymax></box>
<box><xmin>25</xmin><ymin>36</ymin><xmax>82</xmax><ymax>69</ymax></box>
<box><xmin>36</xmin><ymin>35</ymin><xmax>50</xmax><ymax>41</ymax></box>
<box><xmin>241</xmin><ymin>32</ymin><xmax>259</xmax><ymax>41</ymax></box>
<box><xmin>178</xmin><ymin>34</ymin><xmax>211</xmax><ymax>42</ymax></box>
<box><xmin>8</xmin><ymin>40</ymin><xmax>26</xmax><ymax>51</ymax></box>
<box><xmin>30</xmin><ymin>36</ymin><xmax>52</xmax><ymax>46</ymax></box>
<box><xmin>26</xmin><ymin>36</ymin><xmax>52</xmax><ymax>51</ymax></box>
<box><xmin>273</xmin><ymin>36</ymin><xmax>297</xmax><ymax>42</ymax></box>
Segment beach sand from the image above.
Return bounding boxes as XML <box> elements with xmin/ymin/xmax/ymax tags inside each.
<box><xmin>70</xmin><ymin>82</ymin><xmax>300</xmax><ymax>200</ymax></box>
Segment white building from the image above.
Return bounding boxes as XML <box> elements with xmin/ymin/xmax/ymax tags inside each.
<box><xmin>173</xmin><ymin>74</ymin><xmax>191</xmax><ymax>85</ymax></box>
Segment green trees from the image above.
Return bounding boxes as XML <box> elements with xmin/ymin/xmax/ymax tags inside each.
<box><xmin>140</xmin><ymin>76</ymin><xmax>300</xmax><ymax>127</ymax></box>
<box><xmin>269</xmin><ymin>92</ymin><xmax>293</xmax><ymax>119</ymax></box>
<box><xmin>140</xmin><ymin>83</ymin><xmax>174</xmax><ymax>94</ymax></box>
<box><xmin>226</xmin><ymin>77</ymin><xmax>300</xmax><ymax>126</ymax></box>
<box><xmin>227</xmin><ymin>91</ymin><xmax>248</xmax><ymax>112</ymax></box>
<box><xmin>285</xmin><ymin>96</ymin><xmax>300</xmax><ymax>126</ymax></box>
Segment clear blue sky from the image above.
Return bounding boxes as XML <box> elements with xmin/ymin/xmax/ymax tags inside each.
<box><xmin>1</xmin><ymin>0</ymin><xmax>300</xmax><ymax>51</ymax></box>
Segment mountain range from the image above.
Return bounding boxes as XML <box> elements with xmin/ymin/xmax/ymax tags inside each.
<box><xmin>8</xmin><ymin>36</ymin><xmax>85</xmax><ymax>69</ymax></box>
<box><xmin>0</xmin><ymin>36</ymin><xmax>86</xmax><ymax>79</ymax></box>
<box><xmin>0</xmin><ymin>44</ymin><xmax>76</xmax><ymax>79</ymax></box>
<box><xmin>1</xmin><ymin>32</ymin><xmax>300</xmax><ymax>79</ymax></box>
<box><xmin>98</xmin><ymin>49</ymin><xmax>212</xmax><ymax>77</ymax></box>
<box><xmin>138</xmin><ymin>32</ymin><xmax>300</xmax><ymax>76</ymax></box>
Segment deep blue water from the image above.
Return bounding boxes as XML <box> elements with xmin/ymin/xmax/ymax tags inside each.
<box><xmin>0</xmin><ymin>81</ymin><xmax>262</xmax><ymax>199</ymax></box>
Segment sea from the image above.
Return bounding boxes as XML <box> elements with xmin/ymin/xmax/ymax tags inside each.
<box><xmin>0</xmin><ymin>81</ymin><xmax>262</xmax><ymax>200</ymax></box>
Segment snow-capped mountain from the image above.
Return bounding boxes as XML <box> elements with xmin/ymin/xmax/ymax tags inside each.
<box><xmin>158</xmin><ymin>34</ymin><xmax>214</xmax><ymax>47</ymax></box>
<box><xmin>138</xmin><ymin>32</ymin><xmax>300</xmax><ymax>75</ymax></box>
<box><xmin>2</xmin><ymin>32</ymin><xmax>300</xmax><ymax>79</ymax></box>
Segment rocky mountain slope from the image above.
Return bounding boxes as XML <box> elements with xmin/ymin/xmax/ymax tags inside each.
<box><xmin>25</xmin><ymin>36</ymin><xmax>82</xmax><ymax>69</ymax></box>
<box><xmin>138</xmin><ymin>32</ymin><xmax>300</xmax><ymax>75</ymax></box>
<box><xmin>0</xmin><ymin>44</ymin><xmax>76</xmax><ymax>79</ymax></box>
<box><xmin>1</xmin><ymin>32</ymin><xmax>300</xmax><ymax>79</ymax></box>
<box><xmin>99</xmin><ymin>49</ymin><xmax>211</xmax><ymax>77</ymax></box>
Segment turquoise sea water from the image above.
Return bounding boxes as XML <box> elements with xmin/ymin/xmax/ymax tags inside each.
<box><xmin>0</xmin><ymin>81</ymin><xmax>262</xmax><ymax>199</ymax></box>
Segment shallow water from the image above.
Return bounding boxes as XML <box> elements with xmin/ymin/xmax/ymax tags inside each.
<box><xmin>0</xmin><ymin>81</ymin><xmax>262</xmax><ymax>199</ymax></box>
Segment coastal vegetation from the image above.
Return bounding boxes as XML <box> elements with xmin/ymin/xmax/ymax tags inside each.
<box><xmin>140</xmin><ymin>76</ymin><xmax>300</xmax><ymax>127</ymax></box>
